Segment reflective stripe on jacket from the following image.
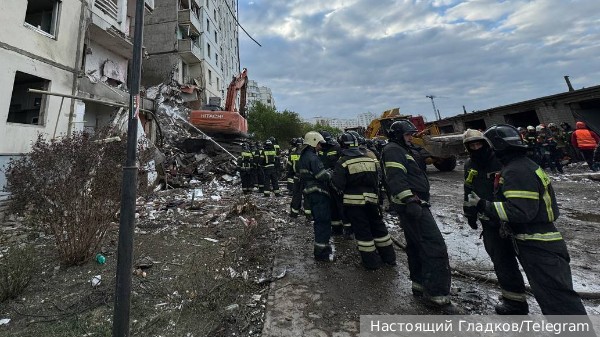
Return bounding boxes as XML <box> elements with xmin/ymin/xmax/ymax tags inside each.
<box><xmin>332</xmin><ymin>148</ymin><xmax>380</xmax><ymax>205</ymax></box>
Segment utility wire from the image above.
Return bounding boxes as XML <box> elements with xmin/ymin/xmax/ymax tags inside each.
<box><xmin>224</xmin><ymin>0</ymin><xmax>262</xmax><ymax>47</ymax></box>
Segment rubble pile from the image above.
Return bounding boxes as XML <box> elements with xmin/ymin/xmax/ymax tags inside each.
<box><xmin>143</xmin><ymin>84</ymin><xmax>240</xmax><ymax>186</ymax></box>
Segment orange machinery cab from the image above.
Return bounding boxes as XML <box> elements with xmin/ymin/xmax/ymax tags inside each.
<box><xmin>188</xmin><ymin>109</ymin><xmax>248</xmax><ymax>137</ymax></box>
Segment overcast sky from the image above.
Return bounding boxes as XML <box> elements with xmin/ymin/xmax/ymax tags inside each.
<box><xmin>238</xmin><ymin>0</ymin><xmax>600</xmax><ymax>122</ymax></box>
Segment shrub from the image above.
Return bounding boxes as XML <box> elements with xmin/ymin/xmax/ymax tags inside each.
<box><xmin>0</xmin><ymin>245</ymin><xmax>36</xmax><ymax>302</ymax></box>
<box><xmin>5</xmin><ymin>131</ymin><xmax>150</xmax><ymax>266</ymax></box>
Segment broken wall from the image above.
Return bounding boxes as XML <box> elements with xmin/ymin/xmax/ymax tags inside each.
<box><xmin>84</xmin><ymin>41</ymin><xmax>129</xmax><ymax>85</ymax></box>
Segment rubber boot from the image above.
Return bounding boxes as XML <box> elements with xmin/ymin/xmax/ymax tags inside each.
<box><xmin>376</xmin><ymin>245</ymin><xmax>396</xmax><ymax>266</ymax></box>
<box><xmin>331</xmin><ymin>225</ymin><xmax>343</xmax><ymax>236</ymax></box>
<box><xmin>359</xmin><ymin>251</ymin><xmax>381</xmax><ymax>270</ymax></box>
<box><xmin>314</xmin><ymin>244</ymin><xmax>332</xmax><ymax>262</ymax></box>
<box><xmin>495</xmin><ymin>298</ymin><xmax>529</xmax><ymax>315</ymax></box>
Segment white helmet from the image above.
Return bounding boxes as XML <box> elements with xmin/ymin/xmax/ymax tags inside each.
<box><xmin>535</xmin><ymin>125</ymin><xmax>544</xmax><ymax>132</ymax></box>
<box><xmin>527</xmin><ymin>125</ymin><xmax>535</xmax><ymax>132</ymax></box>
<box><xmin>463</xmin><ymin>128</ymin><xmax>486</xmax><ymax>145</ymax></box>
<box><xmin>304</xmin><ymin>131</ymin><xmax>325</xmax><ymax>148</ymax></box>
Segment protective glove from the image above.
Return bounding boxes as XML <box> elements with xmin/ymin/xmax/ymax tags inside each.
<box><xmin>467</xmin><ymin>217</ymin><xmax>478</xmax><ymax>230</ymax></box>
<box><xmin>405</xmin><ymin>199</ymin><xmax>422</xmax><ymax>221</ymax></box>
<box><xmin>464</xmin><ymin>192</ymin><xmax>481</xmax><ymax>208</ymax></box>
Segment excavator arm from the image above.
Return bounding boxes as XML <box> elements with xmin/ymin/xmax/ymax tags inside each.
<box><xmin>224</xmin><ymin>68</ymin><xmax>248</xmax><ymax>117</ymax></box>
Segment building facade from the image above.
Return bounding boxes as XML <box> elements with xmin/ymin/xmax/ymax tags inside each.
<box><xmin>0</xmin><ymin>0</ymin><xmax>155</xmax><ymax>190</ymax></box>
<box><xmin>143</xmin><ymin>0</ymin><xmax>240</xmax><ymax>107</ymax></box>
<box><xmin>247</xmin><ymin>80</ymin><xmax>275</xmax><ymax>109</ymax></box>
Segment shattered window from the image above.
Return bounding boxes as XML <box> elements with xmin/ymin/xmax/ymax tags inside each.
<box><xmin>24</xmin><ymin>0</ymin><xmax>61</xmax><ymax>38</ymax></box>
<box><xmin>7</xmin><ymin>71</ymin><xmax>50</xmax><ymax>126</ymax></box>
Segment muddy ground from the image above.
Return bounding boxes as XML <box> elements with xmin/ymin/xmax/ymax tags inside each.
<box><xmin>1</xmin><ymin>163</ymin><xmax>600</xmax><ymax>336</ymax></box>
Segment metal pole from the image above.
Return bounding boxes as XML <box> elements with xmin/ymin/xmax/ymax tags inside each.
<box><xmin>112</xmin><ymin>0</ymin><xmax>144</xmax><ymax>336</ymax></box>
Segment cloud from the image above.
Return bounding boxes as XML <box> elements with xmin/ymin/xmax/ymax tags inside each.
<box><xmin>239</xmin><ymin>0</ymin><xmax>600</xmax><ymax>122</ymax></box>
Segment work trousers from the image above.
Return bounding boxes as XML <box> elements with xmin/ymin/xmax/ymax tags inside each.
<box><xmin>308</xmin><ymin>193</ymin><xmax>332</xmax><ymax>244</ymax></box>
<box><xmin>255</xmin><ymin>167</ymin><xmax>265</xmax><ymax>192</ymax></box>
<box><xmin>290</xmin><ymin>176</ymin><xmax>304</xmax><ymax>216</ymax></box>
<box><xmin>345</xmin><ymin>204</ymin><xmax>395</xmax><ymax>268</ymax></box>
<box><xmin>240</xmin><ymin>170</ymin><xmax>253</xmax><ymax>194</ymax></box>
<box><xmin>249</xmin><ymin>167</ymin><xmax>257</xmax><ymax>188</ymax></box>
<box><xmin>262</xmin><ymin>167</ymin><xmax>280</xmax><ymax>196</ymax></box>
<box><xmin>516</xmin><ymin>239</ymin><xmax>586</xmax><ymax>315</ymax></box>
<box><xmin>481</xmin><ymin>223</ymin><xmax>527</xmax><ymax>301</ymax></box>
<box><xmin>398</xmin><ymin>205</ymin><xmax>451</xmax><ymax>298</ymax></box>
<box><xmin>329</xmin><ymin>187</ymin><xmax>344</xmax><ymax>234</ymax></box>
<box><xmin>580</xmin><ymin>149</ymin><xmax>596</xmax><ymax>171</ymax></box>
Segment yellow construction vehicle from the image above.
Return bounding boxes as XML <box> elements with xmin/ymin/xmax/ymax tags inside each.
<box><xmin>363</xmin><ymin>108</ymin><xmax>465</xmax><ymax>171</ymax></box>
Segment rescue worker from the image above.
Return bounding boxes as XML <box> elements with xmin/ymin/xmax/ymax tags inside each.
<box><xmin>286</xmin><ymin>138</ymin><xmax>298</xmax><ymax>193</ymax></box>
<box><xmin>261</xmin><ymin>139</ymin><xmax>281</xmax><ymax>196</ymax></box>
<box><xmin>462</xmin><ymin>129</ymin><xmax>528</xmax><ymax>314</ymax></box>
<box><xmin>238</xmin><ymin>143</ymin><xmax>254</xmax><ymax>194</ymax></box>
<box><xmin>466</xmin><ymin>124</ymin><xmax>587</xmax><ymax>315</ymax></box>
<box><xmin>382</xmin><ymin>120</ymin><xmax>458</xmax><ymax>313</ymax></box>
<box><xmin>548</xmin><ymin>123</ymin><xmax>567</xmax><ymax>169</ymax></box>
<box><xmin>269</xmin><ymin>136</ymin><xmax>282</xmax><ymax>177</ymax></box>
<box><xmin>253</xmin><ymin>141</ymin><xmax>265</xmax><ymax>193</ymax></box>
<box><xmin>524</xmin><ymin>126</ymin><xmax>540</xmax><ymax>164</ymax></box>
<box><xmin>571</xmin><ymin>121</ymin><xmax>599</xmax><ymax>171</ymax></box>
<box><xmin>332</xmin><ymin>132</ymin><xmax>396</xmax><ymax>269</ymax></box>
<box><xmin>248</xmin><ymin>143</ymin><xmax>258</xmax><ymax>190</ymax></box>
<box><xmin>318</xmin><ymin>131</ymin><xmax>347</xmax><ymax>236</ymax></box>
<box><xmin>298</xmin><ymin>131</ymin><xmax>333</xmax><ymax>261</ymax></box>
<box><xmin>288</xmin><ymin>138</ymin><xmax>305</xmax><ymax>217</ymax></box>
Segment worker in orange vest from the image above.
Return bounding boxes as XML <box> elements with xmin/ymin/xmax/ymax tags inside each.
<box><xmin>570</xmin><ymin>121</ymin><xmax>600</xmax><ymax>171</ymax></box>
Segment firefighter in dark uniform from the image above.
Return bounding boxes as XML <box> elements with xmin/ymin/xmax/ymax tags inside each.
<box><xmin>318</xmin><ymin>131</ymin><xmax>348</xmax><ymax>236</ymax></box>
<box><xmin>332</xmin><ymin>132</ymin><xmax>396</xmax><ymax>269</ymax></box>
<box><xmin>248</xmin><ymin>143</ymin><xmax>258</xmax><ymax>191</ymax></box>
<box><xmin>261</xmin><ymin>139</ymin><xmax>281</xmax><ymax>197</ymax></box>
<box><xmin>462</xmin><ymin>129</ymin><xmax>528</xmax><ymax>314</ymax></box>
<box><xmin>466</xmin><ymin>124</ymin><xmax>587</xmax><ymax>315</ymax></box>
<box><xmin>286</xmin><ymin>138</ymin><xmax>299</xmax><ymax>194</ymax></box>
<box><xmin>288</xmin><ymin>138</ymin><xmax>305</xmax><ymax>217</ymax></box>
<box><xmin>382</xmin><ymin>120</ymin><xmax>459</xmax><ymax>313</ymax></box>
<box><xmin>238</xmin><ymin>143</ymin><xmax>254</xmax><ymax>195</ymax></box>
<box><xmin>299</xmin><ymin>131</ymin><xmax>333</xmax><ymax>261</ymax></box>
<box><xmin>253</xmin><ymin>141</ymin><xmax>265</xmax><ymax>193</ymax></box>
<box><xmin>269</xmin><ymin>136</ymin><xmax>282</xmax><ymax>177</ymax></box>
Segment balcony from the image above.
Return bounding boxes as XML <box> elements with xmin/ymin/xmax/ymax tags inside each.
<box><xmin>178</xmin><ymin>9</ymin><xmax>202</xmax><ymax>35</ymax></box>
<box><xmin>178</xmin><ymin>39</ymin><xmax>202</xmax><ymax>64</ymax></box>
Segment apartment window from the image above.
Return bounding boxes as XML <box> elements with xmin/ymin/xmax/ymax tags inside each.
<box><xmin>208</xmin><ymin>70</ymin><xmax>212</xmax><ymax>85</ymax></box>
<box><xmin>207</xmin><ymin>43</ymin><xmax>211</xmax><ymax>58</ymax></box>
<box><xmin>24</xmin><ymin>0</ymin><xmax>61</xmax><ymax>38</ymax></box>
<box><xmin>7</xmin><ymin>72</ymin><xmax>50</xmax><ymax>125</ymax></box>
<box><xmin>206</xmin><ymin>19</ymin><xmax>210</xmax><ymax>33</ymax></box>
<box><xmin>213</xmin><ymin>9</ymin><xmax>216</xmax><ymax>19</ymax></box>
<box><xmin>215</xmin><ymin>53</ymin><xmax>218</xmax><ymax>66</ymax></box>
<box><xmin>214</xmin><ymin>31</ymin><xmax>217</xmax><ymax>42</ymax></box>
<box><xmin>216</xmin><ymin>77</ymin><xmax>220</xmax><ymax>89</ymax></box>
<box><xmin>206</xmin><ymin>0</ymin><xmax>209</xmax><ymax>10</ymax></box>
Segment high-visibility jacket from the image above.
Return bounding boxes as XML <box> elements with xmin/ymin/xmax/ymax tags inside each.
<box><xmin>463</xmin><ymin>150</ymin><xmax>502</xmax><ymax>221</ymax></box>
<box><xmin>331</xmin><ymin>147</ymin><xmax>380</xmax><ymax>205</ymax></box>
<box><xmin>572</xmin><ymin>129</ymin><xmax>599</xmax><ymax>150</ymax></box>
<box><xmin>260</xmin><ymin>145</ymin><xmax>278</xmax><ymax>168</ymax></box>
<box><xmin>238</xmin><ymin>151</ymin><xmax>254</xmax><ymax>170</ymax></box>
<box><xmin>287</xmin><ymin>146</ymin><xmax>301</xmax><ymax>174</ymax></box>
<box><xmin>481</xmin><ymin>155</ymin><xmax>562</xmax><ymax>241</ymax></box>
<box><xmin>381</xmin><ymin>140</ymin><xmax>430</xmax><ymax>204</ymax></box>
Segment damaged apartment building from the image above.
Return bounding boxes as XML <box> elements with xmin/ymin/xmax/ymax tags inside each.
<box><xmin>0</xmin><ymin>0</ymin><xmax>242</xmax><ymax>194</ymax></box>
<box><xmin>142</xmin><ymin>0</ymin><xmax>241</xmax><ymax>109</ymax></box>
<box><xmin>0</xmin><ymin>0</ymin><xmax>162</xmax><ymax>192</ymax></box>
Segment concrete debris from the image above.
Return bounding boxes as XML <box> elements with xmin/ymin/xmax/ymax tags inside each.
<box><xmin>0</xmin><ymin>318</ymin><xmax>10</xmax><ymax>326</ymax></box>
<box><xmin>91</xmin><ymin>275</ymin><xmax>101</xmax><ymax>287</ymax></box>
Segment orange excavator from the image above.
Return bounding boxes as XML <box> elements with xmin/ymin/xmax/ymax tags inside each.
<box><xmin>188</xmin><ymin>68</ymin><xmax>249</xmax><ymax>137</ymax></box>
